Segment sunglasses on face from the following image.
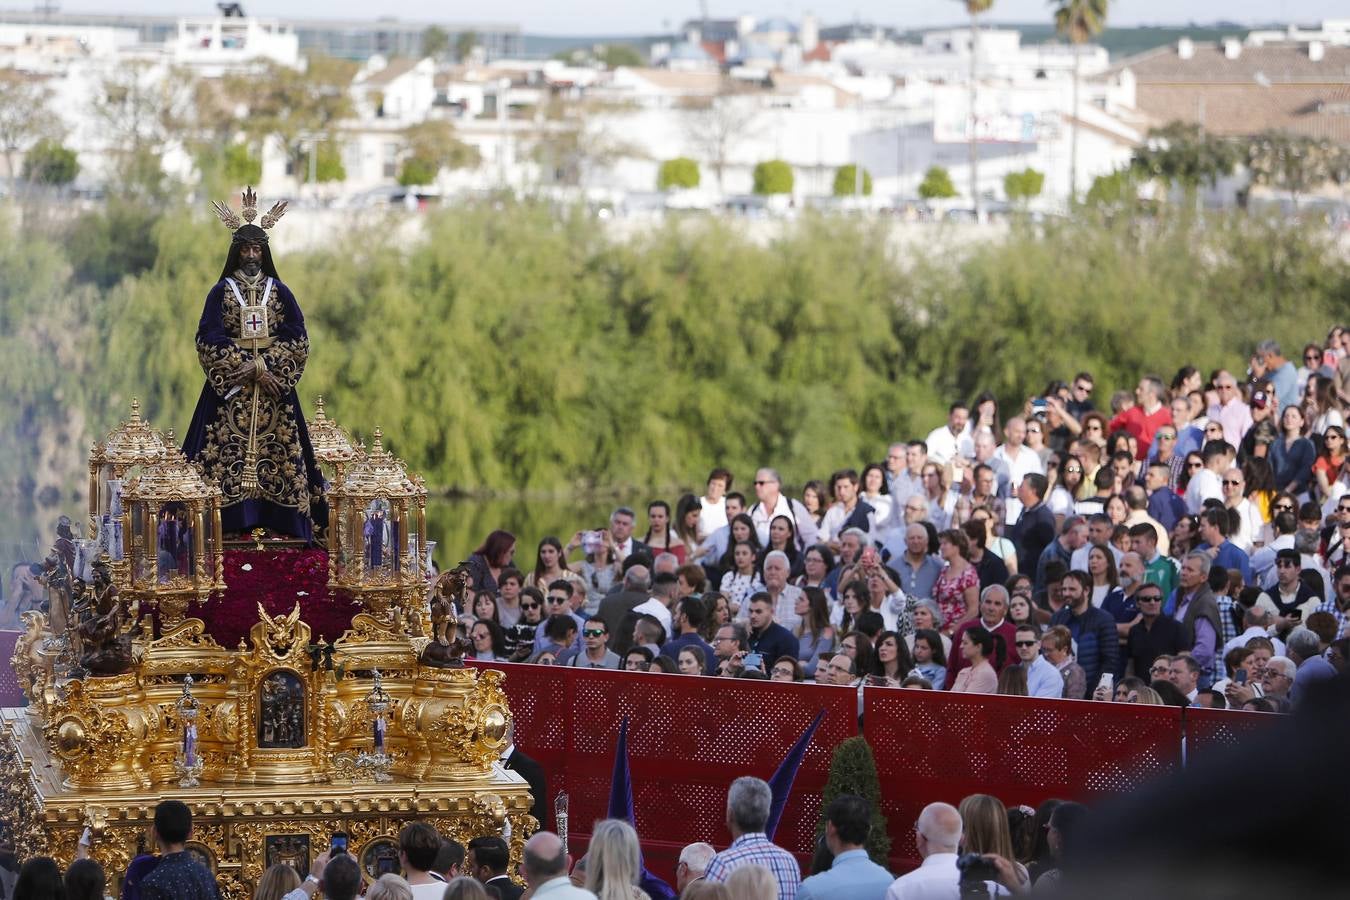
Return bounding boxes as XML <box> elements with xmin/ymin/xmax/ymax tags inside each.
<box><xmin>1223</xmin><ymin>479</ymin><xmax>1243</xmax><ymax>486</ymax></box>
<box><xmin>1137</xmin><ymin>595</ymin><xmax>1162</xmax><ymax>603</ymax></box>
<box><xmin>1187</xmin><ymin>463</ymin><xmax>1203</xmax><ymax>469</ymax></box>
<box><xmin>583</xmin><ymin>629</ymin><xmax>606</xmax><ymax>637</ymax></box>
<box><xmin>520</xmin><ymin>603</ymin><xmax>540</xmax><ymax>610</ymax></box>
<box><xmin>1014</xmin><ymin>640</ymin><xmax>1038</xmax><ymax>647</ymax></box>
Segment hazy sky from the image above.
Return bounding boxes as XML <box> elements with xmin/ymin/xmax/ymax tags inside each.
<box><xmin>61</xmin><ymin>1</ymin><xmax>1349</xmax><ymax>35</ymax></box>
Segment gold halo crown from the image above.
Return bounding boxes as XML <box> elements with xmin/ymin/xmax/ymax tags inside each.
<box><xmin>211</xmin><ymin>186</ymin><xmax>288</xmax><ymax>235</ymax></box>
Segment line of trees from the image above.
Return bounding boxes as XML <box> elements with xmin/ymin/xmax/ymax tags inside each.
<box><xmin>4</xmin><ymin>197</ymin><xmax>1347</xmax><ymax>532</ymax></box>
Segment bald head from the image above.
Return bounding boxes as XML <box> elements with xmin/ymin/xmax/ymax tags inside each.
<box><xmin>916</xmin><ymin>802</ymin><xmax>962</xmax><ymax>855</ymax></box>
<box><xmin>523</xmin><ymin>832</ymin><xmax>567</xmax><ymax>885</ymax></box>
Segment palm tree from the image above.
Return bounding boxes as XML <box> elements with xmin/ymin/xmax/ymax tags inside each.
<box><xmin>1052</xmin><ymin>0</ymin><xmax>1109</xmax><ymax>202</ymax></box>
<box><xmin>963</xmin><ymin>1</ymin><xmax>994</xmax><ymax>221</ymax></box>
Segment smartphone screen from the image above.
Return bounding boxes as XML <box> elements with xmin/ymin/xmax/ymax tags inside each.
<box><xmin>331</xmin><ymin>833</ymin><xmax>348</xmax><ymax>855</ymax></box>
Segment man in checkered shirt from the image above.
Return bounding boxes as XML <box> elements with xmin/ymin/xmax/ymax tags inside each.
<box><xmin>704</xmin><ymin>777</ymin><xmax>801</xmax><ymax>900</ymax></box>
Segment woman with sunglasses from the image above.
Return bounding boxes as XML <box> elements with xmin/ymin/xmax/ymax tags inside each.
<box><xmin>1048</xmin><ymin>454</ymin><xmax>1084</xmax><ymax>526</ymax></box>
<box><xmin>1314</xmin><ymin>426</ymin><xmax>1348</xmax><ymax>502</ymax></box>
<box><xmin>1178</xmin><ymin>451</ymin><xmax>1206</xmax><ymax>495</ymax></box>
<box><xmin>1024</xmin><ymin>417</ymin><xmax>1052</xmax><ymax>466</ymax></box>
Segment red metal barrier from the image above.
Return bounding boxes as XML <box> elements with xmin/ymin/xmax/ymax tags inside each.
<box><xmin>468</xmin><ymin>665</ymin><xmax>1277</xmax><ymax>880</ymax></box>
<box><xmin>862</xmin><ymin>689</ymin><xmax>1183</xmax><ymax>871</ymax></box>
<box><xmin>1182</xmin><ymin>705</ymin><xmax>1281</xmax><ymax>768</ymax></box>
<box><xmin>469</xmin><ymin>661</ymin><xmax>859</xmax><ymax>876</ymax></box>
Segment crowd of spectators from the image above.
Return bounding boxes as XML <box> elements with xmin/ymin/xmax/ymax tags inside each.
<box><xmin>450</xmin><ymin>333</ymin><xmax>1350</xmax><ymax>712</ymax></box>
<box><xmin>7</xmin><ymin>781</ymin><xmax>1096</xmax><ymax>900</ymax></box>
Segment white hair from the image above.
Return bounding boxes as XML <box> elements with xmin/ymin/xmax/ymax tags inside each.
<box><xmin>764</xmin><ymin>550</ymin><xmax>790</xmax><ymax>569</ymax></box>
<box><xmin>1266</xmin><ymin>656</ymin><xmax>1297</xmax><ymax>679</ymax></box>
<box><xmin>678</xmin><ymin>842</ymin><xmax>715</xmax><ymax>875</ymax></box>
<box><xmin>917</xmin><ymin>802</ymin><xmax>962</xmax><ymax>852</ymax></box>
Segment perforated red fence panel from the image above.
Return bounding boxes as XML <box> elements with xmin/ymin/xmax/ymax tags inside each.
<box><xmin>863</xmin><ymin>690</ymin><xmax>1183</xmax><ymax>871</ymax></box>
<box><xmin>468</xmin><ymin>661</ymin><xmax>859</xmax><ymax>872</ymax></box>
<box><xmin>1183</xmin><ymin>706</ymin><xmax>1281</xmax><ymax>768</ymax></box>
<box><xmin>467</xmin><ymin>665</ymin><xmax>1198</xmax><ymax>879</ymax></box>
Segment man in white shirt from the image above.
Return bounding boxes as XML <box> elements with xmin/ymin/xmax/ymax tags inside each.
<box><xmin>992</xmin><ymin>417</ymin><xmax>1044</xmax><ymax>507</ymax></box>
<box><xmin>820</xmin><ymin>469</ymin><xmax>877</xmax><ymax>545</ymax></box>
<box><xmin>521</xmin><ymin>831</ymin><xmax>597</xmax><ymax>900</ymax></box>
<box><xmin>1221</xmin><ymin>468</ymin><xmax>1264</xmax><ymax>553</ymax></box>
<box><xmin>924</xmin><ymin>403</ymin><xmax>972</xmax><ymax>466</ymax></box>
<box><xmin>1222</xmin><ymin>604</ymin><xmax>1286</xmax><ymax>658</ymax></box>
<box><xmin>698</xmin><ymin>468</ymin><xmax>734</xmax><ymax>541</ymax></box>
<box><xmin>1069</xmin><ymin>514</ymin><xmax>1123</xmax><ymax>572</ymax></box>
<box><xmin>748</xmin><ymin>467</ymin><xmax>819</xmax><ymax>550</ymax></box>
<box><xmin>693</xmin><ymin>493</ymin><xmax>746</xmax><ymax>565</ymax></box>
<box><xmin>887</xmin><ymin>802</ymin><xmax>972</xmax><ymax>900</ymax></box>
<box><xmin>1185</xmin><ymin>442</ymin><xmax>1231</xmax><ymax>515</ymax></box>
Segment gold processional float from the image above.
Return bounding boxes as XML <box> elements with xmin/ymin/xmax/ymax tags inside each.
<box><xmin>2</xmin><ymin>399</ymin><xmax>535</xmax><ymax>899</ymax></box>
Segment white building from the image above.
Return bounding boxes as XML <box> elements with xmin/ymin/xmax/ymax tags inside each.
<box><xmin>168</xmin><ymin>16</ymin><xmax>299</xmax><ymax>75</ymax></box>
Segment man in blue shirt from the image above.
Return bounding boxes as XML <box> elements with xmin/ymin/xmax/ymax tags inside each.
<box><xmin>1255</xmin><ymin>339</ymin><xmax>1300</xmax><ymax>411</ymax></box>
<box><xmin>660</xmin><ymin>597</ymin><xmax>718</xmax><ymax>674</ymax></box>
<box><xmin>1194</xmin><ymin>506</ymin><xmax>1253</xmax><ymax>586</ymax></box>
<box><xmin>140</xmin><ymin>800</ymin><xmax>220</xmax><ymax>900</ymax></box>
<box><xmin>1049</xmin><ymin>571</ymin><xmax>1119</xmax><ymax>693</ymax></box>
<box><xmin>1014</xmin><ymin>623</ymin><xmax>1064</xmax><ymax>698</ymax></box>
<box><xmin>798</xmin><ymin>795</ymin><xmax>892</xmax><ymax>900</ymax></box>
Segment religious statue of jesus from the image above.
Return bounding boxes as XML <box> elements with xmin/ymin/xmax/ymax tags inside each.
<box><xmin>181</xmin><ymin>188</ymin><xmax>327</xmax><ymax>541</ymax></box>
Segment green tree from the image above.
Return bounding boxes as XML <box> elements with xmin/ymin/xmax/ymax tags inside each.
<box><xmin>398</xmin><ymin>119</ymin><xmax>480</xmax><ymax>186</ymax></box>
<box><xmin>918</xmin><ymin>166</ymin><xmax>958</xmax><ymax>199</ymax></box>
<box><xmin>422</xmin><ymin>26</ymin><xmax>451</xmax><ymax>59</ymax></box>
<box><xmin>230</xmin><ymin>55</ymin><xmax>356</xmax><ymax>185</ymax></box>
<box><xmin>962</xmin><ymin>0</ymin><xmax>995</xmax><ymax>219</ymax></box>
<box><xmin>1003</xmin><ymin>167</ymin><xmax>1044</xmax><ymax>202</ymax></box>
<box><xmin>657</xmin><ymin>157</ymin><xmax>700</xmax><ymax>190</ymax></box>
<box><xmin>455</xmin><ymin>31</ymin><xmax>479</xmax><ymax>62</ymax></box>
<box><xmin>221</xmin><ymin>142</ymin><xmax>262</xmax><ymax>184</ymax></box>
<box><xmin>815</xmin><ymin>737</ymin><xmax>891</xmax><ymax>868</ymax></box>
<box><xmin>88</xmin><ymin>61</ymin><xmax>195</xmax><ymax>198</ymax></box>
<box><xmin>1052</xmin><ymin>0</ymin><xmax>1110</xmax><ymax>201</ymax></box>
<box><xmin>314</xmin><ymin>142</ymin><xmax>346</xmax><ymax>183</ymax></box>
<box><xmin>833</xmin><ymin>164</ymin><xmax>873</xmax><ymax>197</ymax></box>
<box><xmin>1132</xmin><ymin>121</ymin><xmax>1238</xmax><ymax>200</ymax></box>
<box><xmin>1084</xmin><ymin>168</ymin><xmax>1136</xmax><ymax>208</ymax></box>
<box><xmin>21</xmin><ymin>139</ymin><xmax>78</xmax><ymax>186</ymax></box>
<box><xmin>0</xmin><ymin>70</ymin><xmax>56</xmax><ymax>193</ymax></box>
<box><xmin>752</xmin><ymin>160</ymin><xmax>793</xmax><ymax>195</ymax></box>
<box><xmin>1244</xmin><ymin>131</ymin><xmax>1337</xmax><ymax>210</ymax></box>
<box><xmin>597</xmin><ymin>44</ymin><xmax>645</xmax><ymax>68</ymax></box>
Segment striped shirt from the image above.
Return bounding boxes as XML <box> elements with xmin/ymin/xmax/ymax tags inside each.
<box><xmin>705</xmin><ymin>833</ymin><xmax>801</xmax><ymax>900</ymax></box>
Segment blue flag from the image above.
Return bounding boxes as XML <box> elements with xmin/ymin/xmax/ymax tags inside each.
<box><xmin>765</xmin><ymin>710</ymin><xmax>826</xmax><ymax>839</ymax></box>
<box><xmin>607</xmin><ymin>716</ymin><xmax>678</xmax><ymax>900</ymax></box>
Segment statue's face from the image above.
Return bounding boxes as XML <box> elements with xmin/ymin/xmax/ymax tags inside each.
<box><xmin>239</xmin><ymin>242</ymin><xmax>263</xmax><ymax>277</ymax></box>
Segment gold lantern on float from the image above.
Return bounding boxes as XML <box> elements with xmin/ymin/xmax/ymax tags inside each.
<box><xmin>326</xmin><ymin>428</ymin><xmax>428</xmax><ymax>625</ymax></box>
<box><xmin>307</xmin><ymin>395</ymin><xmax>361</xmax><ymax>485</ymax></box>
<box><xmin>118</xmin><ymin>447</ymin><xmax>226</xmax><ymax>631</ymax></box>
<box><xmin>87</xmin><ymin>398</ymin><xmax>169</xmax><ymax>574</ymax></box>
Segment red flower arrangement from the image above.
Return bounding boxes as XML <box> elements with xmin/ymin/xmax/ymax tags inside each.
<box><xmin>194</xmin><ymin>549</ymin><xmax>363</xmax><ymax>649</ymax></box>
